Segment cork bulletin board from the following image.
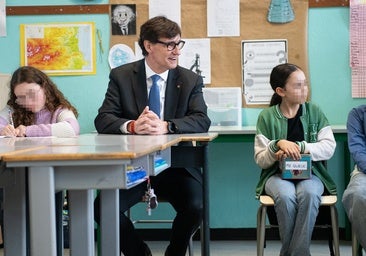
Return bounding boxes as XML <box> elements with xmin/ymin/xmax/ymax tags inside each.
<box><xmin>7</xmin><ymin>0</ymin><xmax>315</xmax><ymax>107</ymax></box>
<box><xmin>108</xmin><ymin>0</ymin><xmax>309</xmax><ymax>107</ymax></box>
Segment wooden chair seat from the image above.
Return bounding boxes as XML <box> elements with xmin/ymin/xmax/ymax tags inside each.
<box><xmin>257</xmin><ymin>194</ymin><xmax>340</xmax><ymax>256</ymax></box>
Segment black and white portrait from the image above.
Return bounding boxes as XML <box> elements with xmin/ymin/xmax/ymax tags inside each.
<box><xmin>111</xmin><ymin>4</ymin><xmax>136</xmax><ymax>36</ymax></box>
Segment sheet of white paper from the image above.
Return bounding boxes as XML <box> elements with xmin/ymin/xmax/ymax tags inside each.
<box><xmin>207</xmin><ymin>0</ymin><xmax>240</xmax><ymax>37</ymax></box>
<box><xmin>179</xmin><ymin>39</ymin><xmax>211</xmax><ymax>84</ymax></box>
<box><xmin>149</xmin><ymin>0</ymin><xmax>181</xmax><ymax>26</ymax></box>
<box><xmin>0</xmin><ymin>73</ymin><xmax>10</xmax><ymax>110</ymax></box>
<box><xmin>0</xmin><ymin>0</ymin><xmax>6</xmax><ymax>37</ymax></box>
<box><xmin>242</xmin><ymin>39</ymin><xmax>287</xmax><ymax>105</ymax></box>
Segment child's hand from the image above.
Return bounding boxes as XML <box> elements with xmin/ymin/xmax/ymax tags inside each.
<box><xmin>0</xmin><ymin>124</ymin><xmax>17</xmax><ymax>137</ymax></box>
<box><xmin>276</xmin><ymin>139</ymin><xmax>301</xmax><ymax>160</ymax></box>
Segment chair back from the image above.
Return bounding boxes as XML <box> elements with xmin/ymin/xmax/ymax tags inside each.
<box><xmin>0</xmin><ymin>74</ymin><xmax>11</xmax><ymax>109</ymax></box>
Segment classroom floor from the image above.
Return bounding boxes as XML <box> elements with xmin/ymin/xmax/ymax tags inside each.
<box><xmin>0</xmin><ymin>239</ymin><xmax>355</xmax><ymax>256</ymax></box>
<box><xmin>147</xmin><ymin>240</ymin><xmax>355</xmax><ymax>256</ymax></box>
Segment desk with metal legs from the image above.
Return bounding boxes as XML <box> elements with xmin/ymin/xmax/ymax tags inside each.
<box><xmin>1</xmin><ymin>133</ymin><xmax>217</xmax><ymax>256</ymax></box>
<box><xmin>2</xmin><ymin>134</ymin><xmax>178</xmax><ymax>256</ymax></box>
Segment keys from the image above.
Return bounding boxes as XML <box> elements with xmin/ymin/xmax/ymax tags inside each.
<box><xmin>143</xmin><ymin>180</ymin><xmax>158</xmax><ymax>216</ymax></box>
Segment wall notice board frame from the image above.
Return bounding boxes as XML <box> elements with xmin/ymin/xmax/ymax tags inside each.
<box><xmin>6</xmin><ymin>0</ymin><xmax>349</xmax><ymax>106</ymax></box>
<box><xmin>5</xmin><ymin>1</ymin><xmax>349</xmax><ymax>15</ymax></box>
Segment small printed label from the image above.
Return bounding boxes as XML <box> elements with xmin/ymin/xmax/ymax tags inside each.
<box><xmin>285</xmin><ymin>161</ymin><xmax>308</xmax><ymax>170</ymax></box>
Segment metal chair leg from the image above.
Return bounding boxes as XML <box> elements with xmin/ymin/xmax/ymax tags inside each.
<box><xmin>352</xmin><ymin>230</ymin><xmax>358</xmax><ymax>256</ymax></box>
<box><xmin>257</xmin><ymin>204</ymin><xmax>266</xmax><ymax>256</ymax></box>
<box><xmin>188</xmin><ymin>235</ymin><xmax>194</xmax><ymax>256</ymax></box>
<box><xmin>352</xmin><ymin>229</ymin><xmax>364</xmax><ymax>256</ymax></box>
<box><xmin>330</xmin><ymin>205</ymin><xmax>340</xmax><ymax>256</ymax></box>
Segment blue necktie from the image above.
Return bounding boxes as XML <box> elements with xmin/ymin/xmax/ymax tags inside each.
<box><xmin>149</xmin><ymin>74</ymin><xmax>160</xmax><ymax>117</ymax></box>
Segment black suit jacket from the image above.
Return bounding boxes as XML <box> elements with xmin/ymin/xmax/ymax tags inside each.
<box><xmin>95</xmin><ymin>59</ymin><xmax>211</xmax><ymax>182</ymax></box>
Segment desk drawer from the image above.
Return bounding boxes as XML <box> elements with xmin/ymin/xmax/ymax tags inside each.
<box><xmin>148</xmin><ymin>147</ymin><xmax>171</xmax><ymax>176</ymax></box>
<box><xmin>54</xmin><ymin>158</ymin><xmax>149</xmax><ymax>190</ymax></box>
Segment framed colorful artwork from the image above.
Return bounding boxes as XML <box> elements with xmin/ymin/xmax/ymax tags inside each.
<box><xmin>20</xmin><ymin>22</ymin><xmax>96</xmax><ymax>76</ymax></box>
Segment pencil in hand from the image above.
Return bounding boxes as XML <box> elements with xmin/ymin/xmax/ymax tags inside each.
<box><xmin>8</xmin><ymin>108</ymin><xmax>14</xmax><ymax>126</ymax></box>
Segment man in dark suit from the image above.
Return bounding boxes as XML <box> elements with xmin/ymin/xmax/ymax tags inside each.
<box><xmin>94</xmin><ymin>16</ymin><xmax>211</xmax><ymax>256</ymax></box>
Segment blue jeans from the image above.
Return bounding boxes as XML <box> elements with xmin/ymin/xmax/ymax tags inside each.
<box><xmin>265</xmin><ymin>174</ymin><xmax>324</xmax><ymax>256</ymax></box>
<box><xmin>342</xmin><ymin>170</ymin><xmax>366</xmax><ymax>251</ymax></box>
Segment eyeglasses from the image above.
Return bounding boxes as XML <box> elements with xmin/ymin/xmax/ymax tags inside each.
<box><xmin>15</xmin><ymin>87</ymin><xmax>42</xmax><ymax>105</ymax></box>
<box><xmin>155</xmin><ymin>40</ymin><xmax>185</xmax><ymax>51</ymax></box>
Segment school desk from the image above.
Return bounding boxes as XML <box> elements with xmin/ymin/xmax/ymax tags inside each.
<box><xmin>0</xmin><ymin>133</ymin><xmax>217</xmax><ymax>256</ymax></box>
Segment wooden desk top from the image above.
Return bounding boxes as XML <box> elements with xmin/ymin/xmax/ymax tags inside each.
<box><xmin>0</xmin><ymin>136</ymin><xmax>65</xmax><ymax>158</ymax></box>
<box><xmin>178</xmin><ymin>132</ymin><xmax>218</xmax><ymax>142</ymax></box>
<box><xmin>0</xmin><ymin>133</ymin><xmax>218</xmax><ymax>162</ymax></box>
